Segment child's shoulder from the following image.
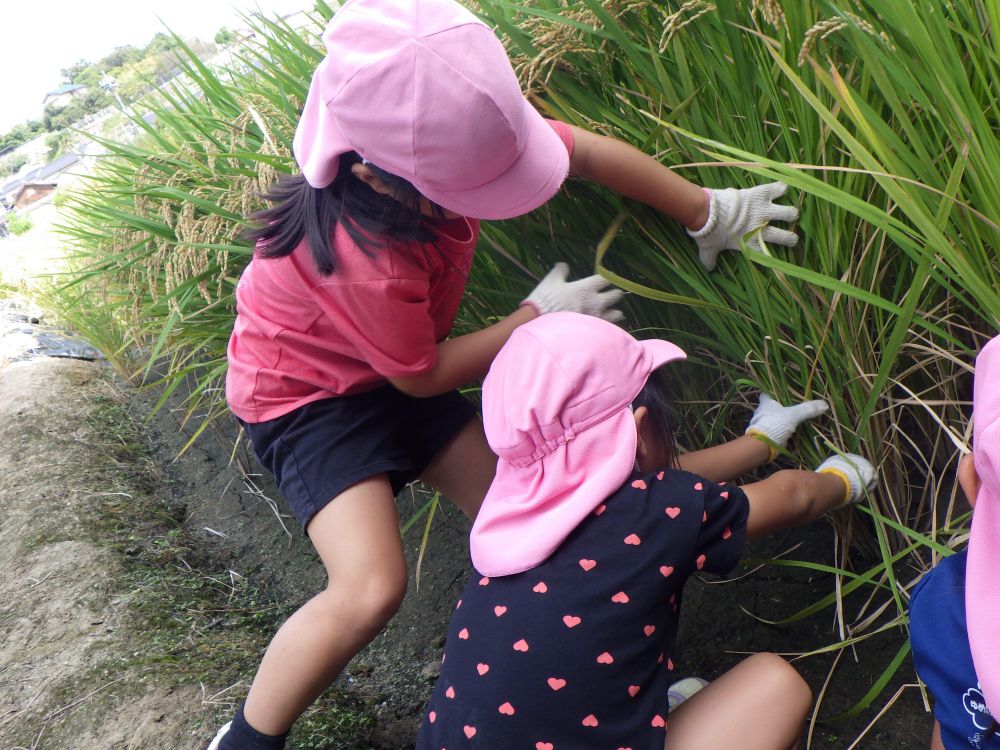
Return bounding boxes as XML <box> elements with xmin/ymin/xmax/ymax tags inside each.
<box><xmin>628</xmin><ymin>467</ymin><xmax>740</xmax><ymax>496</ymax></box>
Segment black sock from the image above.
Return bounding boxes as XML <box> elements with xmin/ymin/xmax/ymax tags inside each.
<box><xmin>219</xmin><ymin>703</ymin><xmax>288</xmax><ymax>750</ymax></box>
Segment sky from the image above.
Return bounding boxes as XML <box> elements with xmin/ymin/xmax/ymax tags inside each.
<box><xmin>0</xmin><ymin>0</ymin><xmax>309</xmax><ymax>134</ymax></box>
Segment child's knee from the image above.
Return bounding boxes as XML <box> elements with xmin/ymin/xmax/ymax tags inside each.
<box><xmin>750</xmin><ymin>653</ymin><xmax>812</xmax><ymax>713</ymax></box>
<box><xmin>322</xmin><ymin>567</ymin><xmax>408</xmax><ymax>634</ymax></box>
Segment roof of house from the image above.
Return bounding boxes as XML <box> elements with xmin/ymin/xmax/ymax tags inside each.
<box><xmin>0</xmin><ymin>153</ymin><xmax>80</xmax><ymax>199</ymax></box>
<box><xmin>45</xmin><ymin>83</ymin><xmax>85</xmax><ymax>97</ymax></box>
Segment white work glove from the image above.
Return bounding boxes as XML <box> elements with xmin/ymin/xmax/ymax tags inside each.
<box><xmin>745</xmin><ymin>393</ymin><xmax>828</xmax><ymax>458</ymax></box>
<box><xmin>522</xmin><ymin>262</ymin><xmax>624</xmax><ymax>323</ymax></box>
<box><xmin>816</xmin><ymin>454</ymin><xmax>876</xmax><ymax>506</ymax></box>
<box><xmin>687</xmin><ymin>182</ymin><xmax>799</xmax><ymax>271</ymax></box>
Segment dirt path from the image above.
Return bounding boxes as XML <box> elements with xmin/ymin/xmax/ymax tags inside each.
<box><xmin>0</xmin><ymin>356</ymin><xmax>207</xmax><ymax>748</ymax></box>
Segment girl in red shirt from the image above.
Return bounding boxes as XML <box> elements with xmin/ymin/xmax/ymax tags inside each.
<box><xmin>213</xmin><ymin>0</ymin><xmax>800</xmax><ymax>747</ymax></box>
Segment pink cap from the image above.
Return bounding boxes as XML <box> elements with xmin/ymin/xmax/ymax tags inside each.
<box><xmin>292</xmin><ymin>0</ymin><xmax>570</xmax><ymax>220</ymax></box>
<box><xmin>968</xmin><ymin>334</ymin><xmax>1000</xmax><ymax>716</ymax></box>
<box><xmin>470</xmin><ymin>312</ymin><xmax>686</xmax><ymax>576</ymax></box>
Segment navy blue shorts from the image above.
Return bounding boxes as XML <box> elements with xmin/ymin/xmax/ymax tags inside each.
<box><xmin>240</xmin><ymin>386</ymin><xmax>478</xmax><ymax>532</ymax></box>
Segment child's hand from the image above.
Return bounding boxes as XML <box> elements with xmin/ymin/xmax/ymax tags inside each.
<box><xmin>745</xmin><ymin>393</ymin><xmax>828</xmax><ymax>459</ymax></box>
<box><xmin>687</xmin><ymin>182</ymin><xmax>799</xmax><ymax>271</ymax></box>
<box><xmin>523</xmin><ymin>263</ymin><xmax>625</xmax><ymax>323</ymax></box>
<box><xmin>816</xmin><ymin>454</ymin><xmax>876</xmax><ymax>505</ymax></box>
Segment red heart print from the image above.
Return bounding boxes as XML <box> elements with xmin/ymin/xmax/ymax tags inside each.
<box><xmin>652</xmin><ymin>714</ymin><xmax>666</xmax><ymax>728</ymax></box>
<box><xmin>624</xmin><ymin>533</ymin><xmax>641</xmax><ymax>545</ymax></box>
<box><xmin>668</xmin><ymin>658</ymin><xmax>675</xmax><ymax>670</ymax></box>
<box><xmin>464</xmin><ymin>725</ymin><xmax>477</xmax><ymax>738</ymax></box>
<box><xmin>702</xmin><ymin>510</ymin><xmax>708</xmax><ymax>522</ymax></box>
<box><xmin>665</xmin><ymin>507</ymin><xmax>681</xmax><ymax>519</ymax></box>
<box><xmin>694</xmin><ymin>482</ymin><xmax>703</xmax><ymax>490</ymax></box>
<box><xmin>720</xmin><ymin>490</ymin><xmax>729</xmax><ymax>500</ymax></box>
<box><xmin>628</xmin><ymin>685</ymin><xmax>641</xmax><ymax>697</ymax></box>
<box><xmin>582</xmin><ymin>714</ymin><xmax>599</xmax><ymax>727</ymax></box>
<box><xmin>594</xmin><ymin>503</ymin><xmax>606</xmax><ymax>516</ymax></box>
<box><xmin>563</xmin><ymin>614</ymin><xmax>582</xmax><ymax>628</ymax></box>
<box><xmin>458</xmin><ymin>627</ymin><xmax>469</xmax><ymax>640</ymax></box>
<box><xmin>656</xmin><ymin>471</ymin><xmax>664</xmax><ymax>480</ymax></box>
<box><xmin>658</xmin><ymin>653</ymin><xmax>664</xmax><ymax>664</ymax></box>
<box><xmin>643</xmin><ymin>624</ymin><xmax>656</xmax><ymax>637</ymax></box>
<box><xmin>533</xmin><ymin>581</ymin><xmax>548</xmax><ymax>593</ymax></box>
<box><xmin>456</xmin><ymin>599</ymin><xmax>462</xmax><ymax>609</ymax></box>
<box><xmin>631</xmin><ymin>479</ymin><xmax>647</xmax><ymax>490</ymax></box>
<box><xmin>659</xmin><ymin>565</ymin><xmax>674</xmax><ymax>577</ymax></box>
<box><xmin>696</xmin><ymin>554</ymin><xmax>706</xmax><ymax>570</ymax></box>
<box><xmin>596</xmin><ymin>651</ymin><xmax>614</xmax><ymax>664</ymax></box>
<box><xmin>722</xmin><ymin>526</ymin><xmax>732</xmax><ymax>540</ymax></box>
<box><xmin>494</xmin><ymin>605</ymin><xmax>508</xmax><ymax>617</ymax></box>
<box><xmin>618</xmin><ymin>747</ymin><xmax>634</xmax><ymax>750</ymax></box>
<box><xmin>499</xmin><ymin>701</ymin><xmax>515</xmax><ymax>716</ymax></box>
<box><xmin>446</xmin><ymin>686</ymin><xmax>455</xmax><ymax>699</ymax></box>
<box><xmin>611</xmin><ymin>591</ymin><xmax>630</xmax><ymax>604</ymax></box>
<box><xmin>547</xmin><ymin>677</ymin><xmax>567</xmax><ymax>690</ymax></box>
<box><xmin>513</xmin><ymin>638</ymin><xmax>529</xmax><ymax>652</ymax></box>
<box><xmin>477</xmin><ymin>663</ymin><xmax>490</xmax><ymax>675</ymax></box>
<box><xmin>537</xmin><ymin>744</ymin><xmax>554</xmax><ymax>750</ymax></box>
<box><xmin>428</xmin><ymin>711</ymin><xmax>436</xmax><ymax>723</ymax></box>
<box><xmin>579</xmin><ymin>559</ymin><xmax>597</xmax><ymax>571</ymax></box>
<box><xmin>479</xmin><ymin>576</ymin><xmax>490</xmax><ymax>586</ymax></box>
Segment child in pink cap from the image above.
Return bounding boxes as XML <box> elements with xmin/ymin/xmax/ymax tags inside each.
<box><xmin>910</xmin><ymin>335</ymin><xmax>1000</xmax><ymax>750</ymax></box>
<box><xmin>215</xmin><ymin>0</ymin><xmax>801</xmax><ymax>746</ymax></box>
<box><xmin>417</xmin><ymin>312</ymin><xmax>875</xmax><ymax>749</ymax></box>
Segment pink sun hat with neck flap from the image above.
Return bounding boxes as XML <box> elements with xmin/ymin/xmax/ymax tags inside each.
<box><xmin>470</xmin><ymin>312</ymin><xmax>686</xmax><ymax>577</ymax></box>
<box><xmin>968</xmin><ymin>334</ymin><xmax>1000</xmax><ymax>716</ymax></box>
<box><xmin>292</xmin><ymin>0</ymin><xmax>570</xmax><ymax>220</ymax></box>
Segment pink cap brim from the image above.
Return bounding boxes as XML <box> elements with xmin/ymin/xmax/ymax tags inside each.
<box><xmin>293</xmin><ymin>56</ymin><xmax>351</xmax><ymax>189</ymax></box>
<box><xmin>471</xmin><ymin>408</ymin><xmax>638</xmax><ymax>576</ymax></box>
<box><xmin>966</xmin><ymin>491</ymin><xmax>1000</xmax><ymax>715</ymax></box>
<box><xmin>967</xmin><ymin>334</ymin><xmax>1000</xmax><ymax>716</ymax></box>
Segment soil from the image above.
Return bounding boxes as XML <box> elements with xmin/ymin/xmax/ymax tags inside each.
<box><xmin>0</xmin><ymin>208</ymin><xmax>934</xmax><ymax>749</ymax></box>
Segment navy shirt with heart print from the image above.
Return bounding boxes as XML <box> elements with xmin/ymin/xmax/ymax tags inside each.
<box><xmin>416</xmin><ymin>467</ymin><xmax>750</xmax><ymax>749</ymax></box>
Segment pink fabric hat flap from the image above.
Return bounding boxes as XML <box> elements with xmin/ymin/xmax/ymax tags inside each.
<box><xmin>292</xmin><ymin>0</ymin><xmax>569</xmax><ymax>220</ymax></box>
<box><xmin>968</xmin><ymin>334</ymin><xmax>1000</xmax><ymax>716</ymax></box>
<box><xmin>470</xmin><ymin>312</ymin><xmax>686</xmax><ymax>577</ymax></box>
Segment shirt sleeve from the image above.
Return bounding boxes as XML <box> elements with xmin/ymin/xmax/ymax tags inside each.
<box><xmin>545</xmin><ymin>118</ymin><xmax>575</xmax><ymax>159</ymax></box>
<box><xmin>313</xmin><ymin>276</ymin><xmax>438</xmax><ymax>378</ymax></box>
<box><xmin>693</xmin><ymin>481</ymin><xmax>750</xmax><ymax>577</ymax></box>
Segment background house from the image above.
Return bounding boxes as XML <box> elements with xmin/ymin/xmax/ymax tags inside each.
<box><xmin>42</xmin><ymin>83</ymin><xmax>86</xmax><ymax>109</ymax></box>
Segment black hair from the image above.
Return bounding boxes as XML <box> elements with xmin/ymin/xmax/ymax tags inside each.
<box><xmin>244</xmin><ymin>152</ymin><xmax>444</xmax><ymax>275</ymax></box>
<box><xmin>632</xmin><ymin>367</ymin><xmax>678</xmax><ymax>469</ymax></box>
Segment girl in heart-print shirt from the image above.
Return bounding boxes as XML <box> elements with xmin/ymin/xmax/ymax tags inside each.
<box><xmin>416</xmin><ymin>312</ymin><xmax>876</xmax><ymax>750</ymax></box>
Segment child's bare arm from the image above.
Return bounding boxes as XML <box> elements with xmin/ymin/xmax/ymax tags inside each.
<box><xmin>741</xmin><ymin>454</ymin><xmax>875</xmax><ymax>539</ymax></box>
<box><xmin>676</xmin><ymin>435</ymin><xmax>771</xmax><ymax>483</ymax></box>
<box><xmin>566</xmin><ymin>124</ymin><xmax>799</xmax><ymax>271</ymax></box>
<box><xmin>677</xmin><ymin>393</ymin><xmax>828</xmax><ymax>483</ymax></box>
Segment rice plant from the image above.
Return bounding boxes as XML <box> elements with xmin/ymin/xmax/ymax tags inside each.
<box><xmin>48</xmin><ymin>0</ymin><xmax>999</xmax><ymax>738</ymax></box>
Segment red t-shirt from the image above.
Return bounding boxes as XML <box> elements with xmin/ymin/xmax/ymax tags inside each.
<box><xmin>226</xmin><ymin>120</ymin><xmax>574</xmax><ymax>423</ymax></box>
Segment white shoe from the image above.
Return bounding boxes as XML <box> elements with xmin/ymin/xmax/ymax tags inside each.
<box><xmin>667</xmin><ymin>676</ymin><xmax>709</xmax><ymax>712</ymax></box>
<box><xmin>207</xmin><ymin>721</ymin><xmax>231</xmax><ymax>750</ymax></box>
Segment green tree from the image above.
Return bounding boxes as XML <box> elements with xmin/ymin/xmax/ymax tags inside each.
<box><xmin>0</xmin><ymin>120</ymin><xmax>44</xmax><ymax>152</ymax></box>
<box><xmin>0</xmin><ymin>153</ymin><xmax>28</xmax><ymax>178</ymax></box>
<box><xmin>215</xmin><ymin>27</ymin><xmax>237</xmax><ymax>47</ymax></box>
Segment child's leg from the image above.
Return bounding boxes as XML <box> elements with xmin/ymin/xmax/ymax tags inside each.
<box><xmin>930</xmin><ymin>720</ymin><xmax>945</xmax><ymax>750</ymax></box>
<box><xmin>419</xmin><ymin>417</ymin><xmax>496</xmax><ymax>519</ymax></box>
<box><xmin>664</xmin><ymin>653</ymin><xmax>811</xmax><ymax>750</ymax></box>
<box><xmin>240</xmin><ymin>475</ymin><xmax>407</xmax><ymax>736</ymax></box>
<box><xmin>742</xmin><ymin>469</ymin><xmax>848</xmax><ymax>540</ymax></box>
